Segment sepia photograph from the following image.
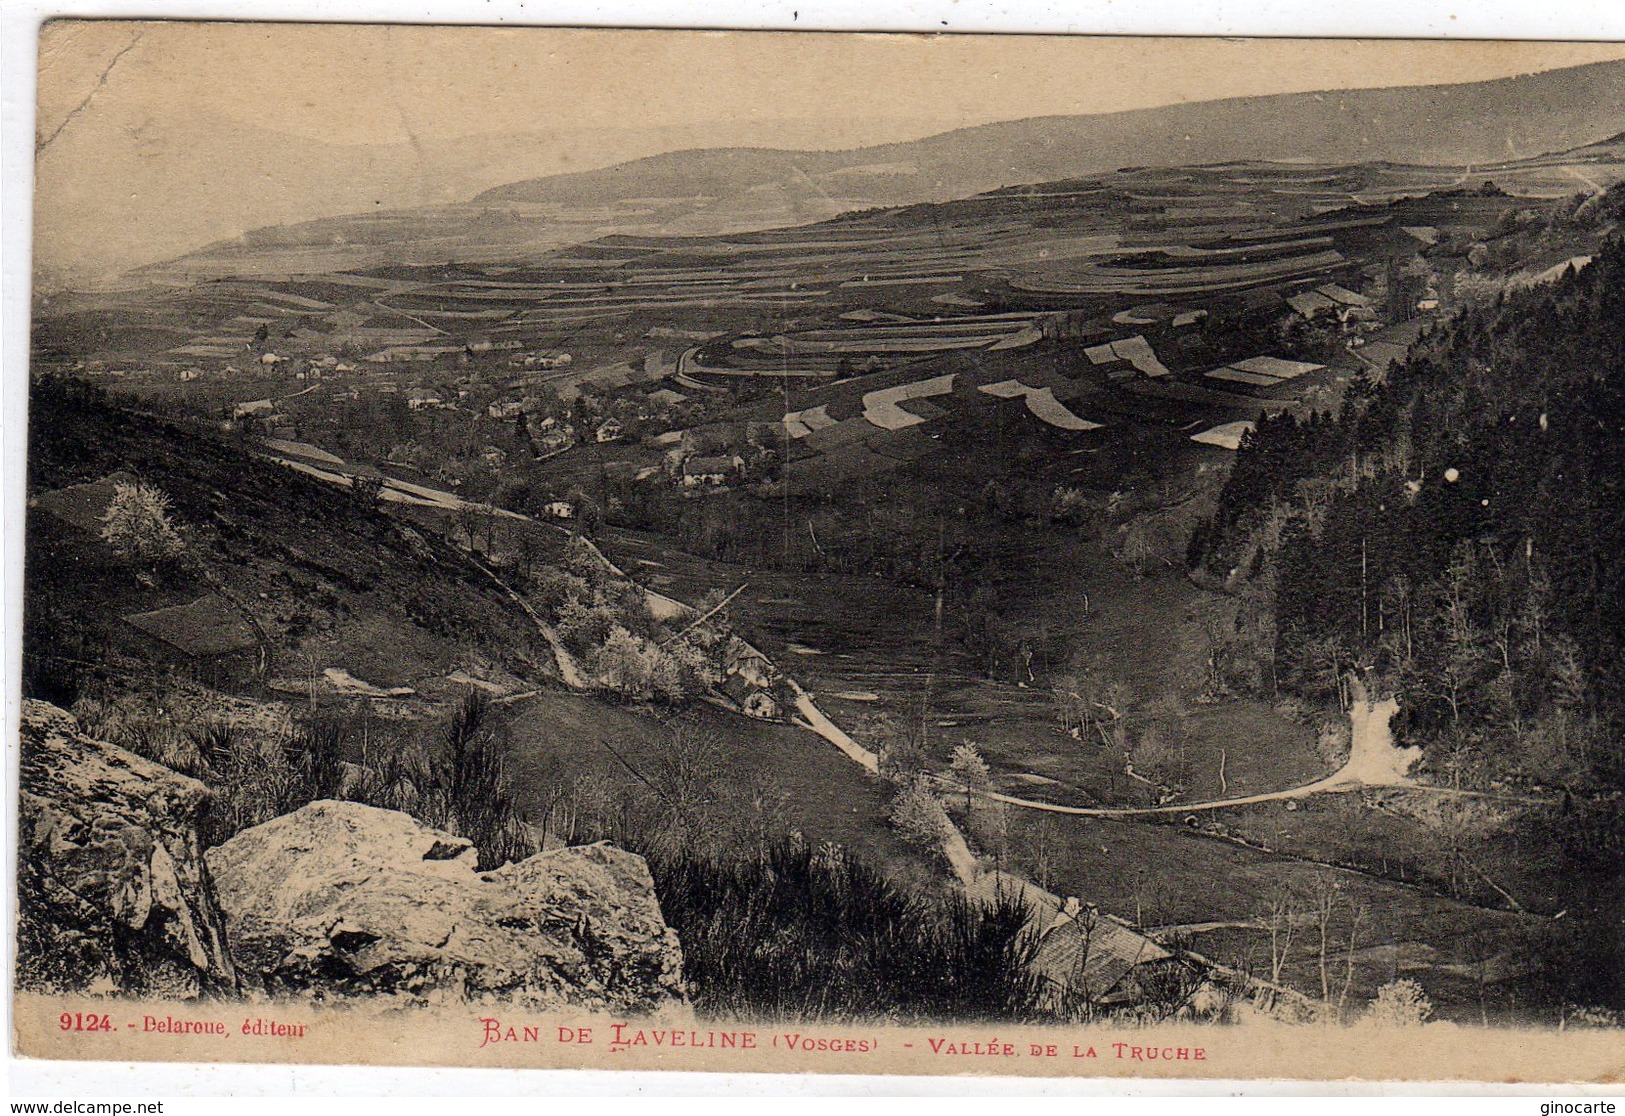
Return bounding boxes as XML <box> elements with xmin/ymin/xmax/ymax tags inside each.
<box><xmin>11</xmin><ymin>20</ymin><xmax>1625</xmax><ymax>1086</ymax></box>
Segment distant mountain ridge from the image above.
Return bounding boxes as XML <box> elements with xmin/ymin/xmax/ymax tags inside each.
<box><xmin>134</xmin><ymin>59</ymin><xmax>1625</xmax><ymax>284</ymax></box>
<box><xmin>477</xmin><ymin>60</ymin><xmax>1625</xmax><ymax>209</ymax></box>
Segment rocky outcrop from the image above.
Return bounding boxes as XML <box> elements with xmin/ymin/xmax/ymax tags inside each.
<box><xmin>205</xmin><ymin>800</ymin><xmax>685</xmax><ymax>1012</ymax></box>
<box><xmin>17</xmin><ymin>700</ymin><xmax>237</xmax><ymax>997</ymax></box>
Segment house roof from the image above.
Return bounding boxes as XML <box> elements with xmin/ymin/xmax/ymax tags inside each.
<box><xmin>1029</xmin><ymin>908</ymin><xmax>1172</xmax><ymax>1002</ymax></box>
<box><xmin>1355</xmin><ymin>340</ymin><xmax>1410</xmax><ymax>371</ymax></box>
<box><xmin>1286</xmin><ymin>290</ymin><xmax>1338</xmax><ymax>317</ymax></box>
<box><xmin>1315</xmin><ymin>283</ymin><xmax>1372</xmax><ymax>308</ymax></box>
<box><xmin>263</xmin><ymin>439</ymin><xmax>345</xmax><ymax>467</ymax></box>
<box><xmin>123</xmin><ymin>594</ymin><xmax>258</xmax><ymax>658</ymax></box>
<box><xmin>685</xmin><ymin>456</ymin><xmax>734</xmax><ymax>475</ymax></box>
<box><xmin>719</xmin><ymin>672</ymin><xmax>756</xmax><ymax>703</ymax></box>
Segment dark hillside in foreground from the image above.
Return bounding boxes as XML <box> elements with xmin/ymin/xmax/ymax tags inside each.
<box><xmin>22</xmin><ymin>377</ymin><xmax>553</xmax><ymax>705</ymax></box>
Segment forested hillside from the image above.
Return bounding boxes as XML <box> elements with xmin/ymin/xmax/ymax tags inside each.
<box><xmin>1191</xmin><ymin>200</ymin><xmax>1625</xmax><ymax>799</ymax></box>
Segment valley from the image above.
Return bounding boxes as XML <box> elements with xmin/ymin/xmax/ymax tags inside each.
<box><xmin>26</xmin><ymin>101</ymin><xmax>1625</xmax><ymax>1027</ymax></box>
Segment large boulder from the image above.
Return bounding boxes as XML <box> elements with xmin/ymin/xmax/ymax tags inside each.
<box><xmin>205</xmin><ymin>800</ymin><xmax>685</xmax><ymax>1012</ymax></box>
<box><xmin>17</xmin><ymin>700</ymin><xmax>237</xmax><ymax>997</ymax></box>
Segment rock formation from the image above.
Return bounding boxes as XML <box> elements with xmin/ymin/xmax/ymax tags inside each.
<box><xmin>17</xmin><ymin>700</ymin><xmax>238</xmax><ymax>997</ymax></box>
<box><xmin>205</xmin><ymin>800</ymin><xmax>685</xmax><ymax>1012</ymax></box>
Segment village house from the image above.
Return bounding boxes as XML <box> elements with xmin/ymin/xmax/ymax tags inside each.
<box><xmin>724</xmin><ymin>639</ymin><xmax>775</xmax><ymax>688</ymax></box>
<box><xmin>595</xmin><ymin>418</ymin><xmax>624</xmax><ymax>443</ymax></box>
<box><xmin>513</xmin><ymin>350</ymin><xmax>573</xmax><ymax>369</ymax></box>
<box><xmin>719</xmin><ymin>672</ymin><xmax>782</xmax><ymax>720</ymax></box>
<box><xmin>681</xmin><ymin>455</ymin><xmax>737</xmax><ymax>488</ymax></box>
<box><xmin>533</xmin><ymin>425</ymin><xmax>576</xmax><ymax>457</ymax></box>
<box><xmin>232</xmin><ymin>399</ymin><xmax>274</xmax><ymax>422</ymax></box>
<box><xmin>540</xmin><ymin>500</ymin><xmax>575</xmax><ymax>521</ymax></box>
<box><xmin>488</xmin><ymin>400</ymin><xmax>526</xmax><ymax>420</ymax></box>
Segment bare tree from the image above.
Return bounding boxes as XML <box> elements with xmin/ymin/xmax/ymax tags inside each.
<box><xmin>1262</xmin><ymin>884</ymin><xmax>1299</xmax><ymax>987</ymax></box>
<box><xmin>1339</xmin><ymin>901</ymin><xmax>1368</xmax><ymax>1022</ymax></box>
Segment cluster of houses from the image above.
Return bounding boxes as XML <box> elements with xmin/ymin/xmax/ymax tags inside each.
<box><xmin>507</xmin><ymin>350</ymin><xmax>573</xmax><ymax>369</ymax></box>
<box><xmin>680</xmin><ymin>453</ymin><xmax>744</xmax><ymax>489</ymax></box>
<box><xmin>1284</xmin><ymin>282</ymin><xmax>1379</xmax><ymax>331</ymax></box>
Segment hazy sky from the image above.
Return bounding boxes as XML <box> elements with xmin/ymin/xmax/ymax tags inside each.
<box><xmin>32</xmin><ymin>23</ymin><xmax>1625</xmax><ymax>282</ymax></box>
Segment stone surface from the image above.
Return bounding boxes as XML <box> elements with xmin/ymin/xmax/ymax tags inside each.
<box><xmin>17</xmin><ymin>700</ymin><xmax>238</xmax><ymax>997</ymax></box>
<box><xmin>205</xmin><ymin>800</ymin><xmax>685</xmax><ymax>1012</ymax></box>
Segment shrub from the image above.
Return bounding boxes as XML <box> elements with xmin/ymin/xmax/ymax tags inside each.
<box><xmin>888</xmin><ymin>777</ymin><xmax>954</xmax><ymax>847</ymax></box>
<box><xmin>645</xmin><ymin>838</ymin><xmax>1043</xmax><ymax>1023</ymax></box>
<box><xmin>100</xmin><ymin>482</ymin><xmax>186</xmax><ymax>564</ymax></box>
<box><xmin>1367</xmin><ymin>978</ymin><xmax>1433</xmax><ymax>1026</ymax></box>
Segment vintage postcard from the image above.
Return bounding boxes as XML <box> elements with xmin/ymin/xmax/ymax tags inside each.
<box><xmin>15</xmin><ymin>22</ymin><xmax>1625</xmax><ymax>1084</ymax></box>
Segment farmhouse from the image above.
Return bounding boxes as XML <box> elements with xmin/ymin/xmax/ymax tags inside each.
<box><xmin>120</xmin><ymin>593</ymin><xmax>262</xmax><ymax>688</ymax></box>
<box><xmin>1029</xmin><ymin>899</ymin><xmax>1179</xmax><ymax>1008</ymax></box>
<box><xmin>534</xmin><ymin>427</ymin><xmax>577</xmax><ymax>456</ymax></box>
<box><xmin>534</xmin><ymin>351</ymin><xmax>573</xmax><ymax>368</ymax></box>
<box><xmin>595</xmin><ymin>418</ymin><xmax>625</xmax><ymax>443</ymax></box>
<box><xmin>233</xmin><ymin>399</ymin><xmax>274</xmax><ymax>421</ymax></box>
<box><xmin>1285</xmin><ymin>289</ymin><xmax>1339</xmax><ymax>319</ymax></box>
<box><xmin>719</xmin><ymin>672</ymin><xmax>782</xmax><ymax>721</ymax></box>
<box><xmin>682</xmin><ymin>455</ymin><xmax>738</xmax><ymax>487</ymax></box>
<box><xmin>541</xmin><ymin>500</ymin><xmax>575</xmax><ymax>520</ymax></box>
<box><xmin>724</xmin><ymin>640</ymin><xmax>776</xmax><ymax>688</ymax></box>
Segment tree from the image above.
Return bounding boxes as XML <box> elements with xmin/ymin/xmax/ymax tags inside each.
<box><xmin>595</xmin><ymin>624</ymin><xmax>653</xmax><ymax>701</ymax></box>
<box><xmin>640</xmin><ymin>718</ymin><xmax>725</xmax><ymax>851</ymax></box>
<box><xmin>1367</xmin><ymin>978</ymin><xmax>1433</xmax><ymax>1026</ymax></box>
<box><xmin>1261</xmin><ymin>884</ymin><xmax>1299</xmax><ymax>987</ymax></box>
<box><xmin>888</xmin><ymin>777</ymin><xmax>952</xmax><ymax>847</ymax></box>
<box><xmin>348</xmin><ymin>472</ymin><xmax>383</xmax><ymax>512</ymax></box>
<box><xmin>1304</xmin><ymin>871</ymin><xmax>1343</xmax><ymax>1002</ymax></box>
<box><xmin>949</xmin><ymin>742</ymin><xmax>992</xmax><ymax>811</ymax></box>
<box><xmin>100</xmin><ymin>481</ymin><xmax>185</xmax><ymax>565</ymax></box>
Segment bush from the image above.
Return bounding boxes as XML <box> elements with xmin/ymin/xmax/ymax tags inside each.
<box><xmin>645</xmin><ymin>838</ymin><xmax>1044</xmax><ymax>1023</ymax></box>
<box><xmin>888</xmin><ymin>777</ymin><xmax>953</xmax><ymax>847</ymax></box>
<box><xmin>100</xmin><ymin>482</ymin><xmax>185</xmax><ymax>564</ymax></box>
<box><xmin>1367</xmin><ymin>978</ymin><xmax>1433</xmax><ymax>1026</ymax></box>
